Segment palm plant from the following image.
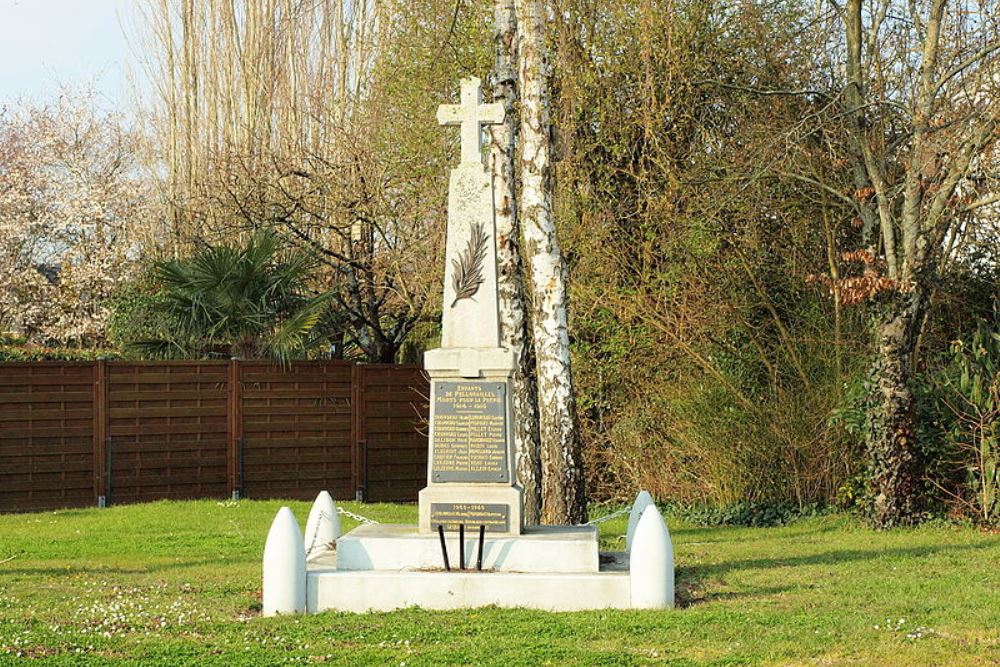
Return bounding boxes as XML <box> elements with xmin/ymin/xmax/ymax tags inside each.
<box><xmin>128</xmin><ymin>231</ymin><xmax>336</xmax><ymax>361</ymax></box>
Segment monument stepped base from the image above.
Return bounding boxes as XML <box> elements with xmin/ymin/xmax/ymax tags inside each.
<box><xmin>264</xmin><ymin>497</ymin><xmax>675</xmax><ymax>614</ymax></box>
<box><xmin>336</xmin><ymin>523</ymin><xmax>599</xmax><ymax>573</ymax></box>
<box><xmin>307</xmin><ymin>549</ymin><xmax>632</xmax><ymax>613</ymax></box>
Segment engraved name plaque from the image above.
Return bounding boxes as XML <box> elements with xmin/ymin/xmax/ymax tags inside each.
<box><xmin>431</xmin><ymin>381</ymin><xmax>509</xmax><ymax>483</ymax></box>
<box><xmin>430</xmin><ymin>502</ymin><xmax>510</xmax><ymax>533</ymax></box>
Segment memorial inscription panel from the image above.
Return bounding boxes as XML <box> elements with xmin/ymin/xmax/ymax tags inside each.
<box><xmin>431</xmin><ymin>381</ymin><xmax>509</xmax><ymax>483</ymax></box>
<box><xmin>430</xmin><ymin>502</ymin><xmax>510</xmax><ymax>533</ymax></box>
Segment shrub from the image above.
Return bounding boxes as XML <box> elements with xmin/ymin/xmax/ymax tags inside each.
<box><xmin>0</xmin><ymin>344</ymin><xmax>120</xmax><ymax>361</ymax></box>
<box><xmin>112</xmin><ymin>231</ymin><xmax>341</xmax><ymax>361</ymax></box>
<box><xmin>922</xmin><ymin>324</ymin><xmax>1000</xmax><ymax>525</ymax></box>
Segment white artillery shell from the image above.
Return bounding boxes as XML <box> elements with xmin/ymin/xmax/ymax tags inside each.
<box><xmin>262</xmin><ymin>506</ymin><xmax>307</xmax><ymax>616</ymax></box>
<box><xmin>629</xmin><ymin>504</ymin><xmax>675</xmax><ymax>609</ymax></box>
<box><xmin>626</xmin><ymin>490</ymin><xmax>655</xmax><ymax>552</ymax></box>
<box><xmin>304</xmin><ymin>490</ymin><xmax>341</xmax><ymax>558</ymax></box>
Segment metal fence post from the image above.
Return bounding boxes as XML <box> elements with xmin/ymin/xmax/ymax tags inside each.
<box><xmin>92</xmin><ymin>359</ymin><xmax>109</xmax><ymax>508</ymax></box>
<box><xmin>227</xmin><ymin>358</ymin><xmax>243</xmax><ymax>500</ymax></box>
<box><xmin>238</xmin><ymin>437</ymin><xmax>245</xmax><ymax>499</ymax></box>
<box><xmin>105</xmin><ymin>437</ymin><xmax>113</xmax><ymax>506</ymax></box>
<box><xmin>352</xmin><ymin>363</ymin><xmax>365</xmax><ymax>501</ymax></box>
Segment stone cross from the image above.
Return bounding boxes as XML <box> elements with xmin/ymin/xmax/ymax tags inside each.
<box><xmin>433</xmin><ymin>77</ymin><xmax>507</xmax><ymax>352</ymax></box>
<box><xmin>436</xmin><ymin>77</ymin><xmax>505</xmax><ymax>166</ymax></box>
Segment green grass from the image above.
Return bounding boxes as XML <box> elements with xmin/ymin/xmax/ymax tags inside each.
<box><xmin>1</xmin><ymin>501</ymin><xmax>998</xmax><ymax>666</ymax></box>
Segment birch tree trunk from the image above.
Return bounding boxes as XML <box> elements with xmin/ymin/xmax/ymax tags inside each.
<box><xmin>516</xmin><ymin>0</ymin><xmax>587</xmax><ymax>524</ymax></box>
<box><xmin>490</xmin><ymin>0</ymin><xmax>543</xmax><ymax>524</ymax></box>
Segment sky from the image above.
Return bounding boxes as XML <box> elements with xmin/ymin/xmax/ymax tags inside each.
<box><xmin>0</xmin><ymin>0</ymin><xmax>142</xmax><ymax>108</ymax></box>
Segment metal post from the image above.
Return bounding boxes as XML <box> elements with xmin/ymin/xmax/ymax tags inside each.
<box><xmin>238</xmin><ymin>437</ymin><xmax>245</xmax><ymax>499</ymax></box>
<box><xmin>105</xmin><ymin>437</ymin><xmax>113</xmax><ymax>506</ymax></box>
<box><xmin>459</xmin><ymin>524</ymin><xmax>466</xmax><ymax>570</ymax></box>
<box><xmin>437</xmin><ymin>525</ymin><xmax>451</xmax><ymax>571</ymax></box>
<box><xmin>476</xmin><ymin>525</ymin><xmax>485</xmax><ymax>571</ymax></box>
<box><xmin>92</xmin><ymin>359</ymin><xmax>109</xmax><ymax>507</ymax></box>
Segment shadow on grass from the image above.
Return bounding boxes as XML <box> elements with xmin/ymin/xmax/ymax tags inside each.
<box><xmin>5</xmin><ymin>556</ymin><xmax>253</xmax><ymax>578</ymax></box>
<box><xmin>670</xmin><ymin>520</ymin><xmax>848</xmax><ymax>545</ymax></box>
<box><xmin>677</xmin><ymin>539</ymin><xmax>1000</xmax><ymax>607</ymax></box>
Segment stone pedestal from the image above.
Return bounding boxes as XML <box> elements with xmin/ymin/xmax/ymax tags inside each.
<box><xmin>418</xmin><ymin>347</ymin><xmax>523</xmax><ymax>536</ymax></box>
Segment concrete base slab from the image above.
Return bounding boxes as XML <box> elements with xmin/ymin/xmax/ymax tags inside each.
<box><xmin>307</xmin><ymin>562</ymin><xmax>634</xmax><ymax>613</ymax></box>
<box><xmin>336</xmin><ymin>523</ymin><xmax>600</xmax><ymax>573</ymax></box>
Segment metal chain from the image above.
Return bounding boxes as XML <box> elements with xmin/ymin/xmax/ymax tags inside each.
<box><xmin>337</xmin><ymin>506</ymin><xmax>379</xmax><ymax>525</ymax></box>
<box><xmin>584</xmin><ymin>506</ymin><xmax>630</xmax><ymax>526</ymax></box>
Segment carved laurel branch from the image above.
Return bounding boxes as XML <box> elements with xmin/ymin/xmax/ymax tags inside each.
<box><xmin>450</xmin><ymin>221</ymin><xmax>489</xmax><ymax>308</ymax></box>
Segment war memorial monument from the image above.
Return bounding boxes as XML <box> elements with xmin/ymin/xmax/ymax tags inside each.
<box><xmin>260</xmin><ymin>77</ymin><xmax>674</xmax><ymax>614</ymax></box>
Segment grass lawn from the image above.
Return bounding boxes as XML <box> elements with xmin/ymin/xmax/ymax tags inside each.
<box><xmin>0</xmin><ymin>501</ymin><xmax>998</xmax><ymax>666</ymax></box>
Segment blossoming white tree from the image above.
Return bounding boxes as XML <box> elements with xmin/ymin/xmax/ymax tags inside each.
<box><xmin>0</xmin><ymin>91</ymin><xmax>151</xmax><ymax>345</ymax></box>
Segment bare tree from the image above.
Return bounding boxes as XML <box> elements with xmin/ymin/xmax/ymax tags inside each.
<box><xmin>133</xmin><ymin>0</ymin><xmax>382</xmax><ymax>252</ymax></box>
<box><xmin>805</xmin><ymin>0</ymin><xmax>1000</xmax><ymax>525</ymax></box>
<box><xmin>132</xmin><ymin>0</ymin><xmax>451</xmax><ymax>362</ymax></box>
<box><xmin>237</xmin><ymin>134</ymin><xmax>444</xmax><ymax>363</ymax></box>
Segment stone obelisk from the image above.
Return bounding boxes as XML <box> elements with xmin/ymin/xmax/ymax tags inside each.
<box><xmin>417</xmin><ymin>77</ymin><xmax>523</xmax><ymax>536</ymax></box>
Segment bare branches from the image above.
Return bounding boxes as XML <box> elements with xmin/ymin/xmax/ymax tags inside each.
<box><xmin>960</xmin><ymin>193</ymin><xmax>1000</xmax><ymax>214</ymax></box>
<box><xmin>693</xmin><ymin>80</ymin><xmax>830</xmax><ymax>99</ymax></box>
<box><xmin>130</xmin><ymin>0</ymin><xmax>471</xmax><ymax>362</ymax></box>
<box><xmin>933</xmin><ymin>40</ymin><xmax>1000</xmax><ymax>98</ymax></box>
<box><xmin>133</xmin><ymin>0</ymin><xmax>383</xmax><ymax>249</ymax></box>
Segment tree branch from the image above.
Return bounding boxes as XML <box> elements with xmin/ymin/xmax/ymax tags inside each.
<box><xmin>933</xmin><ymin>41</ymin><xmax>1000</xmax><ymax>98</ymax></box>
<box><xmin>694</xmin><ymin>80</ymin><xmax>830</xmax><ymax>99</ymax></box>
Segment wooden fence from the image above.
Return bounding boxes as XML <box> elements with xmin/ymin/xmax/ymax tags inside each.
<box><xmin>0</xmin><ymin>361</ymin><xmax>429</xmax><ymax>513</ymax></box>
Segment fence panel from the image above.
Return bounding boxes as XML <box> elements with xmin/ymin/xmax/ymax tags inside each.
<box><xmin>0</xmin><ymin>360</ymin><xmax>430</xmax><ymax>512</ymax></box>
<box><xmin>239</xmin><ymin>361</ymin><xmax>356</xmax><ymax>500</ymax></box>
<box><xmin>0</xmin><ymin>363</ymin><xmax>96</xmax><ymax>511</ymax></box>
<box><xmin>106</xmin><ymin>362</ymin><xmax>229</xmax><ymax>504</ymax></box>
<box><xmin>359</xmin><ymin>365</ymin><xmax>429</xmax><ymax>502</ymax></box>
